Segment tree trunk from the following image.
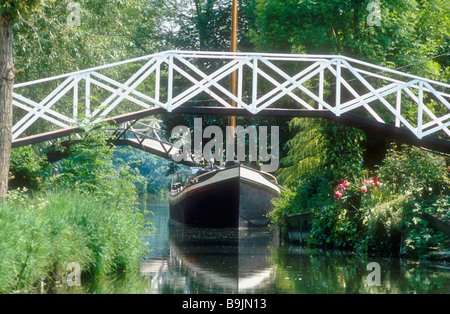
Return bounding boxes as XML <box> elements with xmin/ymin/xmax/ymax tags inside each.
<box><xmin>0</xmin><ymin>12</ymin><xmax>15</xmax><ymax>202</ymax></box>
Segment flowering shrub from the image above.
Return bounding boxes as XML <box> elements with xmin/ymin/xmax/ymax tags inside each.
<box><xmin>334</xmin><ymin>177</ymin><xmax>382</xmax><ymax>200</ymax></box>
<box><xmin>330</xmin><ymin>163</ymin><xmax>450</xmax><ymax>256</ymax></box>
<box><xmin>273</xmin><ymin>143</ymin><xmax>449</xmax><ymax>258</ymax></box>
<box><xmin>327</xmin><ymin>177</ymin><xmax>407</xmax><ymax>254</ymax></box>
<box><xmin>308</xmin><ymin>178</ymin><xmax>384</xmax><ymax>251</ymax></box>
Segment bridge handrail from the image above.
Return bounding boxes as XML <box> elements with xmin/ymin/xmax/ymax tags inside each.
<box><xmin>14</xmin><ymin>50</ymin><xmax>450</xmax><ymax>90</ymax></box>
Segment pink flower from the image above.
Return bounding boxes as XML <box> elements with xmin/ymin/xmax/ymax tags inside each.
<box><xmin>338</xmin><ymin>183</ymin><xmax>345</xmax><ymax>191</ymax></box>
<box><xmin>343</xmin><ymin>181</ymin><xmax>349</xmax><ymax>188</ymax></box>
<box><xmin>363</xmin><ymin>179</ymin><xmax>371</xmax><ymax>185</ymax></box>
<box><xmin>335</xmin><ymin>191</ymin><xmax>343</xmax><ymax>198</ymax></box>
<box><xmin>375</xmin><ymin>181</ymin><xmax>381</xmax><ymax>187</ymax></box>
<box><xmin>372</xmin><ymin>178</ymin><xmax>378</xmax><ymax>183</ymax></box>
<box><xmin>361</xmin><ymin>186</ymin><xmax>367</xmax><ymax>193</ymax></box>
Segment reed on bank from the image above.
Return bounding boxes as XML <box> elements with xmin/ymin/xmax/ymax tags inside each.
<box><xmin>0</xmin><ymin>190</ymin><xmax>150</xmax><ymax>294</ymax></box>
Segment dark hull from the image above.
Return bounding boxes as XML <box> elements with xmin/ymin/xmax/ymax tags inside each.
<box><xmin>169</xmin><ymin>167</ymin><xmax>280</xmax><ymax>228</ymax></box>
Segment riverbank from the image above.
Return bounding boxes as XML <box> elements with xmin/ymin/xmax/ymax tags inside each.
<box><xmin>0</xmin><ymin>190</ymin><xmax>150</xmax><ymax>294</ymax></box>
<box><xmin>284</xmin><ymin>211</ymin><xmax>450</xmax><ymax>262</ymax></box>
<box><xmin>270</xmin><ymin>145</ymin><xmax>450</xmax><ymax>259</ymax></box>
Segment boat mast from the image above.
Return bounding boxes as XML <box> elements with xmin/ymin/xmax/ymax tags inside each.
<box><xmin>227</xmin><ymin>0</ymin><xmax>238</xmax><ymax>166</ymax></box>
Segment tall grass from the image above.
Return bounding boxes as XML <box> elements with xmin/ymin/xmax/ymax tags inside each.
<box><xmin>0</xmin><ymin>190</ymin><xmax>150</xmax><ymax>293</ymax></box>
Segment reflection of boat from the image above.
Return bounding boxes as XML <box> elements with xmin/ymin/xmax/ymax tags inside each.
<box><xmin>169</xmin><ymin>165</ymin><xmax>281</xmax><ymax>228</ymax></box>
<box><xmin>167</xmin><ymin>224</ymin><xmax>277</xmax><ymax>293</ymax></box>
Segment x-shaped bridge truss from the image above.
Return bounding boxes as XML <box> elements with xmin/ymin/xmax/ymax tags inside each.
<box><xmin>11</xmin><ymin>50</ymin><xmax>450</xmax><ymax>152</ymax></box>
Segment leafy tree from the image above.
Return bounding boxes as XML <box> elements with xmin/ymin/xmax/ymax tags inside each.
<box><xmin>10</xmin><ymin>0</ymin><xmax>165</xmax><ymax>140</ymax></box>
<box><xmin>9</xmin><ymin>145</ymin><xmax>49</xmax><ymax>190</ymax></box>
<box><xmin>2</xmin><ymin>0</ymin><xmax>164</xmax><ymax>200</ymax></box>
<box><xmin>14</xmin><ymin>0</ymin><xmax>163</xmax><ymax>83</ymax></box>
<box><xmin>251</xmin><ymin>0</ymin><xmax>449</xmax><ymax>76</ymax></box>
<box><xmin>0</xmin><ymin>0</ymin><xmax>50</xmax><ymax>201</ymax></box>
<box><xmin>158</xmin><ymin>0</ymin><xmax>256</xmax><ymax>51</ymax></box>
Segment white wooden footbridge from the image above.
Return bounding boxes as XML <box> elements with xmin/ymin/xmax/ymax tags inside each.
<box><xmin>11</xmin><ymin>50</ymin><xmax>450</xmax><ymax>155</ymax></box>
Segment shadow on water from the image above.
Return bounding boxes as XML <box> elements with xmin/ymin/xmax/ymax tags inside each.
<box><xmin>54</xmin><ymin>197</ymin><xmax>450</xmax><ymax>294</ymax></box>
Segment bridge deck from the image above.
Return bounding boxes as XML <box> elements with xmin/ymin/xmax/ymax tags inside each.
<box><xmin>12</xmin><ymin>107</ymin><xmax>450</xmax><ymax>154</ymax></box>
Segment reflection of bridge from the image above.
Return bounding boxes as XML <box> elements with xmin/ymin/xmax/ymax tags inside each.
<box><xmin>12</xmin><ymin>50</ymin><xmax>450</xmax><ymax>153</ymax></box>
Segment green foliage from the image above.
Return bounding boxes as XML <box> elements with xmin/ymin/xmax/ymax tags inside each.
<box><xmin>9</xmin><ymin>145</ymin><xmax>49</xmax><ymax>190</ymax></box>
<box><xmin>251</xmin><ymin>0</ymin><xmax>449</xmax><ymax>79</ymax></box>
<box><xmin>42</xmin><ymin>125</ymin><xmax>143</xmax><ymax>210</ymax></box>
<box><xmin>13</xmin><ymin>0</ymin><xmax>162</xmax><ymax>83</ymax></box>
<box><xmin>400</xmin><ymin>201</ymin><xmax>448</xmax><ymax>258</ymax></box>
<box><xmin>273</xmin><ymin>118</ymin><xmax>365</xmax><ymax>233</ymax></box>
<box><xmin>344</xmin><ymin>146</ymin><xmax>448</xmax><ymax>256</ymax></box>
<box><xmin>361</xmin><ymin>195</ymin><xmax>413</xmax><ymax>254</ymax></box>
<box><xmin>255</xmin><ymin>0</ymin><xmax>450</xmax><ymax>258</ymax></box>
<box><xmin>277</xmin><ymin>119</ymin><xmax>327</xmax><ymax>186</ymax></box>
<box><xmin>308</xmin><ymin>204</ymin><xmax>340</xmax><ymax>249</ymax></box>
<box><xmin>268</xmin><ymin>189</ymin><xmax>298</xmax><ymax>235</ymax></box>
<box><xmin>4</xmin><ymin>123</ymin><xmax>162</xmax><ymax>293</ymax></box>
<box><xmin>270</xmin><ymin>174</ymin><xmax>333</xmax><ymax>233</ymax></box>
<box><xmin>375</xmin><ymin>145</ymin><xmax>450</xmax><ymax>257</ymax></box>
<box><xmin>0</xmin><ymin>190</ymin><xmax>149</xmax><ymax>293</ymax></box>
<box><xmin>9</xmin><ymin>0</ymin><xmax>165</xmax><ymax>139</ymax></box>
<box><xmin>376</xmin><ymin>145</ymin><xmax>450</xmax><ymax>199</ymax></box>
<box><xmin>9</xmin><ymin>124</ymin><xmax>173</xmax><ymax>199</ymax></box>
<box><xmin>250</xmin><ymin>0</ymin><xmax>449</xmax><ymax>134</ymax></box>
<box><xmin>113</xmin><ymin>146</ymin><xmax>184</xmax><ymax>196</ymax></box>
<box><xmin>277</xmin><ymin>118</ymin><xmax>365</xmax><ymax>188</ymax></box>
<box><xmin>273</xmin><ymin>141</ymin><xmax>450</xmax><ymax>257</ymax></box>
<box><xmin>325</xmin><ymin>122</ymin><xmax>366</xmax><ymax>181</ymax></box>
<box><xmin>156</xmin><ymin>0</ymin><xmax>256</xmax><ymax>51</ymax></box>
<box><xmin>0</xmin><ymin>0</ymin><xmax>46</xmax><ymax>17</ymax></box>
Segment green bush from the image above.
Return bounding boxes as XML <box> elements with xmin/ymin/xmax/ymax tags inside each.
<box><xmin>309</xmin><ymin>204</ymin><xmax>342</xmax><ymax>249</ymax></box>
<box><xmin>269</xmin><ymin>174</ymin><xmax>332</xmax><ymax>235</ymax></box>
<box><xmin>375</xmin><ymin>145</ymin><xmax>450</xmax><ymax>256</ymax></box>
<box><xmin>272</xmin><ymin>142</ymin><xmax>450</xmax><ymax>258</ymax></box>
<box><xmin>3</xmin><ymin>126</ymin><xmax>153</xmax><ymax>293</ymax></box>
<box><xmin>400</xmin><ymin>196</ymin><xmax>450</xmax><ymax>258</ymax></box>
<box><xmin>361</xmin><ymin>195</ymin><xmax>413</xmax><ymax>255</ymax></box>
<box><xmin>41</xmin><ymin>126</ymin><xmax>144</xmax><ymax>211</ymax></box>
<box><xmin>376</xmin><ymin>145</ymin><xmax>450</xmax><ymax>199</ymax></box>
<box><xmin>9</xmin><ymin>145</ymin><xmax>49</xmax><ymax>190</ymax></box>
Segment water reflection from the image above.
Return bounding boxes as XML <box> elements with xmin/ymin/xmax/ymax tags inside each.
<box><xmin>141</xmin><ymin>225</ymin><xmax>277</xmax><ymax>293</ymax></box>
<box><xmin>44</xmin><ymin>197</ymin><xmax>449</xmax><ymax>293</ymax></box>
<box><xmin>139</xmin><ymin>198</ymin><xmax>450</xmax><ymax>294</ymax></box>
<box><xmin>270</xmin><ymin>247</ymin><xmax>450</xmax><ymax>293</ymax></box>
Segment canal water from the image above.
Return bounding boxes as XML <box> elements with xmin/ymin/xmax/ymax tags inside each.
<box><xmin>136</xmin><ymin>197</ymin><xmax>450</xmax><ymax>294</ymax></box>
